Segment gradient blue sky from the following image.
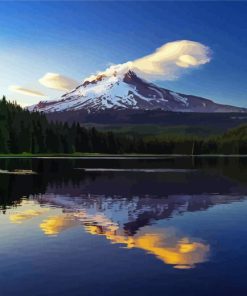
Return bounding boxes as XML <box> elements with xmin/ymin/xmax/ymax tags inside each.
<box><xmin>0</xmin><ymin>1</ymin><xmax>247</xmax><ymax>106</ymax></box>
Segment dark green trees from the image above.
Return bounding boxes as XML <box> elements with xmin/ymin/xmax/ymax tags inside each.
<box><xmin>0</xmin><ymin>97</ymin><xmax>125</xmax><ymax>154</ymax></box>
<box><xmin>1</xmin><ymin>96</ymin><xmax>247</xmax><ymax>155</ymax></box>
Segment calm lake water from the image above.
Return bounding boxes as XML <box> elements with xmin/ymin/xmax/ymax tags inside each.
<box><xmin>1</xmin><ymin>157</ymin><xmax>247</xmax><ymax>296</ymax></box>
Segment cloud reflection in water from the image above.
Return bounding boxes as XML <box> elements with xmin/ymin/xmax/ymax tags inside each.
<box><xmin>37</xmin><ymin>197</ymin><xmax>209</xmax><ymax>270</ymax></box>
<box><xmin>8</xmin><ymin>197</ymin><xmax>210</xmax><ymax>269</ymax></box>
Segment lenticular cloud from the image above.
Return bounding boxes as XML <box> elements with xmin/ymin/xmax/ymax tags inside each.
<box><xmin>39</xmin><ymin>73</ymin><xmax>79</xmax><ymax>91</ymax></box>
<box><xmin>8</xmin><ymin>85</ymin><xmax>45</xmax><ymax>97</ymax></box>
<box><xmin>132</xmin><ymin>40</ymin><xmax>211</xmax><ymax>80</ymax></box>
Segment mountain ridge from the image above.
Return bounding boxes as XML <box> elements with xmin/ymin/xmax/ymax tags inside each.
<box><xmin>29</xmin><ymin>68</ymin><xmax>247</xmax><ymax>114</ymax></box>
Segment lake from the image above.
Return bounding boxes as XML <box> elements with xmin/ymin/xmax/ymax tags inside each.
<box><xmin>1</xmin><ymin>157</ymin><xmax>247</xmax><ymax>296</ymax></box>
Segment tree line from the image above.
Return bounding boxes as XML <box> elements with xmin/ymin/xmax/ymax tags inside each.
<box><xmin>0</xmin><ymin>96</ymin><xmax>247</xmax><ymax>155</ymax></box>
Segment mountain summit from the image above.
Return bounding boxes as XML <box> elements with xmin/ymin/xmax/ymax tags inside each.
<box><xmin>29</xmin><ymin>67</ymin><xmax>246</xmax><ymax>113</ymax></box>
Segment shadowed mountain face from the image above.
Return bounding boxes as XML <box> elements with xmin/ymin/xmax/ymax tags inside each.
<box><xmin>29</xmin><ymin>71</ymin><xmax>247</xmax><ymax>114</ymax></box>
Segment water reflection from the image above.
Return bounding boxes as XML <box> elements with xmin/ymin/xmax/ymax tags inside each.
<box><xmin>85</xmin><ymin>225</ymin><xmax>209</xmax><ymax>269</ymax></box>
<box><xmin>2</xmin><ymin>157</ymin><xmax>247</xmax><ymax>213</ymax></box>
<box><xmin>9</xmin><ymin>208</ymin><xmax>49</xmax><ymax>224</ymax></box>
<box><xmin>1</xmin><ymin>158</ymin><xmax>247</xmax><ymax>295</ymax></box>
<box><xmin>9</xmin><ymin>199</ymin><xmax>50</xmax><ymax>223</ymax></box>
<box><xmin>8</xmin><ymin>195</ymin><xmax>210</xmax><ymax>269</ymax></box>
<box><xmin>40</xmin><ymin>214</ymin><xmax>79</xmax><ymax>235</ymax></box>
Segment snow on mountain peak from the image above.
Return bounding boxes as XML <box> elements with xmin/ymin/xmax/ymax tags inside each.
<box><xmin>28</xmin><ymin>65</ymin><xmax>247</xmax><ymax>114</ymax></box>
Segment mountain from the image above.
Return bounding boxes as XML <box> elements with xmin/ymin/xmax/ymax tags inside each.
<box><xmin>29</xmin><ymin>67</ymin><xmax>247</xmax><ymax>113</ymax></box>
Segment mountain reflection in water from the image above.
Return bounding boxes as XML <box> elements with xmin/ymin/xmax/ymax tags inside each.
<box><xmin>0</xmin><ymin>159</ymin><xmax>247</xmax><ymax>278</ymax></box>
<box><xmin>9</xmin><ymin>196</ymin><xmax>210</xmax><ymax>269</ymax></box>
<box><xmin>2</xmin><ymin>158</ymin><xmax>247</xmax><ymax>296</ymax></box>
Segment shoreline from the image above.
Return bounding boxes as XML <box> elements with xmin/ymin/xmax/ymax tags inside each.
<box><xmin>1</xmin><ymin>153</ymin><xmax>247</xmax><ymax>159</ymax></box>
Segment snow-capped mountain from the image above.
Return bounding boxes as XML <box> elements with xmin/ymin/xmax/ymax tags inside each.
<box><xmin>29</xmin><ymin>66</ymin><xmax>247</xmax><ymax>113</ymax></box>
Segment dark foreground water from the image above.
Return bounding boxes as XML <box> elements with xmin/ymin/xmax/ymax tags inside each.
<box><xmin>1</xmin><ymin>157</ymin><xmax>247</xmax><ymax>296</ymax></box>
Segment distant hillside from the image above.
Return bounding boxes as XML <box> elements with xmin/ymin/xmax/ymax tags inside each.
<box><xmin>46</xmin><ymin>109</ymin><xmax>247</xmax><ymax>133</ymax></box>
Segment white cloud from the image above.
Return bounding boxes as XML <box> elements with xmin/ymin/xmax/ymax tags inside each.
<box><xmin>90</xmin><ymin>40</ymin><xmax>211</xmax><ymax>82</ymax></box>
<box><xmin>39</xmin><ymin>73</ymin><xmax>79</xmax><ymax>91</ymax></box>
<box><xmin>8</xmin><ymin>85</ymin><xmax>45</xmax><ymax>97</ymax></box>
<box><xmin>132</xmin><ymin>40</ymin><xmax>211</xmax><ymax>80</ymax></box>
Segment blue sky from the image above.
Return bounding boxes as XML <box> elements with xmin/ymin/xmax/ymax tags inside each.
<box><xmin>0</xmin><ymin>1</ymin><xmax>247</xmax><ymax>107</ymax></box>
